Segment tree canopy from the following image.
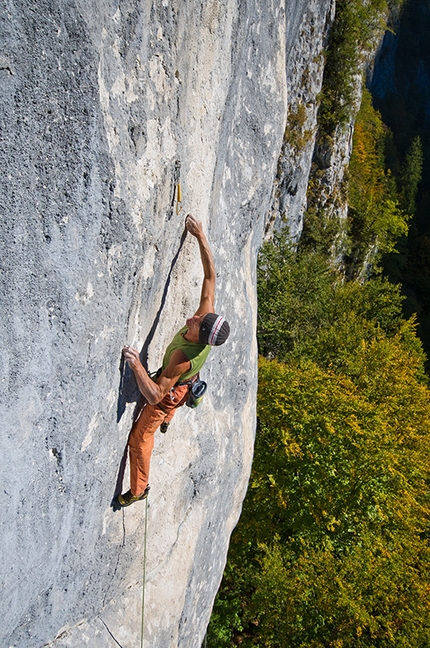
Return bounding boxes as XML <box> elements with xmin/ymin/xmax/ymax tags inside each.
<box><xmin>207</xmin><ymin>232</ymin><xmax>430</xmax><ymax>647</ymax></box>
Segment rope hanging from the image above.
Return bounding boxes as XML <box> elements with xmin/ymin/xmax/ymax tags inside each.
<box><xmin>140</xmin><ymin>162</ymin><xmax>182</xmax><ymax>648</ymax></box>
<box><xmin>140</xmin><ymin>495</ymin><xmax>149</xmax><ymax>648</ymax></box>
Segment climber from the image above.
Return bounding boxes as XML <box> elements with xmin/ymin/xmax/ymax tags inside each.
<box><xmin>117</xmin><ymin>214</ymin><xmax>230</xmax><ymax>507</ymax></box>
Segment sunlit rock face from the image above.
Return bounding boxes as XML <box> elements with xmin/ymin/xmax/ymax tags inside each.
<box><xmin>0</xmin><ymin>1</ymin><xmax>332</xmax><ymax>646</ymax></box>
<box><xmin>267</xmin><ymin>0</ymin><xmax>335</xmax><ymax>240</ymax></box>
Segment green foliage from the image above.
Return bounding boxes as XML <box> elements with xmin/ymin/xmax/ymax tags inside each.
<box><xmin>304</xmin><ymin>0</ymin><xmax>410</xmax><ymax>274</ymax></box>
<box><xmin>284</xmin><ymin>104</ymin><xmax>313</xmax><ymax>152</ymax></box>
<box><xmin>208</xmin><ymin>228</ymin><xmax>430</xmax><ymax>647</ymax></box>
<box><xmin>347</xmin><ymin>88</ymin><xmax>410</xmax><ymax>274</ymax></box>
<box><xmin>318</xmin><ymin>0</ymin><xmax>389</xmax><ymax>135</ymax></box>
<box><xmin>208</xmin><ymin>351</ymin><xmax>430</xmax><ymax>647</ymax></box>
<box><xmin>252</xmin><ymin>533</ymin><xmax>430</xmax><ymax>648</ymax></box>
<box><xmin>304</xmin><ymin>89</ymin><xmax>410</xmax><ymax>276</ymax></box>
<box><xmin>400</xmin><ymin>135</ymin><xmax>423</xmax><ymax>215</ymax></box>
<box><xmin>375</xmin><ymin>0</ymin><xmax>430</xmax><ymax>363</ymax></box>
<box><xmin>256</xmin><ymin>350</ymin><xmax>430</xmax><ymax>538</ymax></box>
<box><xmin>207</xmin><ymin>3</ymin><xmax>427</xmax><ymax>645</ymax></box>
<box><xmin>257</xmin><ymin>234</ymin><xmax>336</xmax><ymax>360</ymax></box>
<box><xmin>257</xmin><ymin>229</ymin><xmax>412</xmax><ymax>370</ymax></box>
<box><xmin>298</xmin><ymin>199</ymin><xmax>348</xmax><ymax>257</ymax></box>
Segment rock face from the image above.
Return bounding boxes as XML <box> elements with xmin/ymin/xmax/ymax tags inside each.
<box><xmin>267</xmin><ymin>0</ymin><xmax>335</xmax><ymax>240</ymax></box>
<box><xmin>0</xmin><ymin>1</ymin><xmax>332</xmax><ymax>646</ymax></box>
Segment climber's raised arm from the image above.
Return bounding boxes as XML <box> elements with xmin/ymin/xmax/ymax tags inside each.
<box><xmin>185</xmin><ymin>214</ymin><xmax>215</xmax><ymax>315</ymax></box>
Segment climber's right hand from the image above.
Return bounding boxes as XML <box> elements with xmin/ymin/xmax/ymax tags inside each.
<box><xmin>185</xmin><ymin>214</ymin><xmax>203</xmax><ymax>238</ymax></box>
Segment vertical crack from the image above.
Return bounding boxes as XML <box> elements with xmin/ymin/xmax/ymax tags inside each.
<box><xmin>116</xmin><ymin>227</ymin><xmax>188</xmax><ymax>422</ymax></box>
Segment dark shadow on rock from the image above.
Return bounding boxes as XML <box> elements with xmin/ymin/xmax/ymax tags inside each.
<box><xmin>112</xmin><ymin>227</ymin><xmax>187</xmax><ymax>509</ymax></box>
<box><xmin>139</xmin><ymin>227</ymin><xmax>187</xmax><ymax>368</ymax></box>
<box><xmin>111</xmin><ymin>440</ymin><xmax>129</xmax><ymax>511</ymax></box>
<box><xmin>116</xmin><ymin>355</ymin><xmax>141</xmax><ymax>423</ymax></box>
<box><xmin>116</xmin><ymin>227</ymin><xmax>187</xmax><ymax>423</ymax></box>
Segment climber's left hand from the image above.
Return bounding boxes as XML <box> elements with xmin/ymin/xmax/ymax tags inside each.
<box><xmin>122</xmin><ymin>345</ymin><xmax>142</xmax><ymax>370</ymax></box>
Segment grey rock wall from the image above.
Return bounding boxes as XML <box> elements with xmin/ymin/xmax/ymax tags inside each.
<box><xmin>267</xmin><ymin>0</ymin><xmax>335</xmax><ymax>240</ymax></box>
<box><xmin>1</xmin><ymin>1</ymin><xmax>332</xmax><ymax>647</ymax></box>
<box><xmin>308</xmin><ymin>29</ymin><xmax>389</xmax><ymax>268</ymax></box>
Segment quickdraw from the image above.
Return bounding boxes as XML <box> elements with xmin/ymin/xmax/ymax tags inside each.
<box><xmin>172</xmin><ymin>159</ymin><xmax>182</xmax><ymax>217</ymax></box>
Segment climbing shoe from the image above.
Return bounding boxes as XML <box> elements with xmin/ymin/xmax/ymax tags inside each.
<box><xmin>160</xmin><ymin>421</ymin><xmax>170</xmax><ymax>434</ymax></box>
<box><xmin>117</xmin><ymin>485</ymin><xmax>150</xmax><ymax>507</ymax></box>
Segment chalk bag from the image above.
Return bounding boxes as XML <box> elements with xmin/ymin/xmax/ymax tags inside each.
<box><xmin>186</xmin><ymin>379</ymin><xmax>207</xmax><ymax>408</ymax></box>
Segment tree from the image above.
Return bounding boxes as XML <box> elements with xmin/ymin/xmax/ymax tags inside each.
<box><xmin>208</xmin><ymin>352</ymin><xmax>430</xmax><ymax>647</ymax></box>
<box><xmin>257</xmin><ymin>229</ymin><xmax>409</xmax><ymax>369</ymax></box>
<box><xmin>347</xmin><ymin>88</ymin><xmax>409</xmax><ymax>275</ymax></box>
<box><xmin>208</xmin><ymin>227</ymin><xmax>430</xmax><ymax>647</ymax></box>
<box><xmin>400</xmin><ymin>135</ymin><xmax>423</xmax><ymax>215</ymax></box>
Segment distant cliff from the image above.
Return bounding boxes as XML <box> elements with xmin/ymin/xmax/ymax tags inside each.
<box><xmin>0</xmin><ymin>1</ymin><xmax>337</xmax><ymax>647</ymax></box>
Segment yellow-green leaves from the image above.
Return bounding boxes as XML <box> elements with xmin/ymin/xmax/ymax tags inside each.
<box><xmin>348</xmin><ymin>88</ymin><xmax>410</xmax><ymax>272</ymax></box>
<box><xmin>209</xmin><ymin>232</ymin><xmax>429</xmax><ymax>647</ymax></box>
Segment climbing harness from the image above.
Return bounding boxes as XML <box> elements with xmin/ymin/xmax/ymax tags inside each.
<box><xmin>140</xmin><ymin>494</ymin><xmax>149</xmax><ymax>648</ymax></box>
<box><xmin>150</xmin><ymin>368</ymin><xmax>207</xmax><ymax>410</ymax></box>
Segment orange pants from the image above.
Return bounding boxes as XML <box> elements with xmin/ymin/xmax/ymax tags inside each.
<box><xmin>128</xmin><ymin>384</ymin><xmax>190</xmax><ymax>496</ymax></box>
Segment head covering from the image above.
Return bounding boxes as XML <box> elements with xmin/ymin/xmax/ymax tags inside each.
<box><xmin>199</xmin><ymin>313</ymin><xmax>230</xmax><ymax>346</ymax></box>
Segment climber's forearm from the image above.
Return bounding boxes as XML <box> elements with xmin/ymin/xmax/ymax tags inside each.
<box><xmin>185</xmin><ymin>214</ymin><xmax>216</xmax><ymax>312</ymax></box>
<box><xmin>133</xmin><ymin>364</ymin><xmax>162</xmax><ymax>405</ymax></box>
<box><xmin>196</xmin><ymin>230</ymin><xmax>216</xmax><ymax>282</ymax></box>
<box><xmin>122</xmin><ymin>346</ymin><xmax>162</xmax><ymax>404</ymax></box>
<box><xmin>122</xmin><ymin>346</ymin><xmax>191</xmax><ymax>405</ymax></box>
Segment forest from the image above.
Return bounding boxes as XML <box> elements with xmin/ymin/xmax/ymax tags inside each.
<box><xmin>206</xmin><ymin>0</ymin><xmax>430</xmax><ymax>645</ymax></box>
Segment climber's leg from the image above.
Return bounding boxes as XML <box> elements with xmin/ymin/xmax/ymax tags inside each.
<box><xmin>128</xmin><ymin>384</ymin><xmax>190</xmax><ymax>496</ymax></box>
<box><xmin>128</xmin><ymin>404</ymin><xmax>164</xmax><ymax>496</ymax></box>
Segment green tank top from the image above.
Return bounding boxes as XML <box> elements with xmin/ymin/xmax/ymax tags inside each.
<box><xmin>162</xmin><ymin>326</ymin><xmax>211</xmax><ymax>382</ymax></box>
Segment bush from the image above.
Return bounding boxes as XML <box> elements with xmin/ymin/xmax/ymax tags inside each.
<box><xmin>208</xmin><ymin>231</ymin><xmax>430</xmax><ymax>648</ymax></box>
<box><xmin>347</xmin><ymin>88</ymin><xmax>410</xmax><ymax>275</ymax></box>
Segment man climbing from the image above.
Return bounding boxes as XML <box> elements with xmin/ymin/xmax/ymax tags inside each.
<box><xmin>118</xmin><ymin>214</ymin><xmax>230</xmax><ymax>507</ymax></box>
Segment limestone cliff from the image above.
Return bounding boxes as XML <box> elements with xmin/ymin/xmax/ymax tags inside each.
<box><xmin>1</xmin><ymin>1</ymin><xmax>333</xmax><ymax>647</ymax></box>
<box><xmin>266</xmin><ymin>0</ymin><xmax>335</xmax><ymax>240</ymax></box>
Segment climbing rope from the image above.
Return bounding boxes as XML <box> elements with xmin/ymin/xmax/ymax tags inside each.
<box><xmin>139</xmin><ymin>162</ymin><xmax>181</xmax><ymax>648</ymax></box>
<box><xmin>140</xmin><ymin>495</ymin><xmax>149</xmax><ymax>648</ymax></box>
